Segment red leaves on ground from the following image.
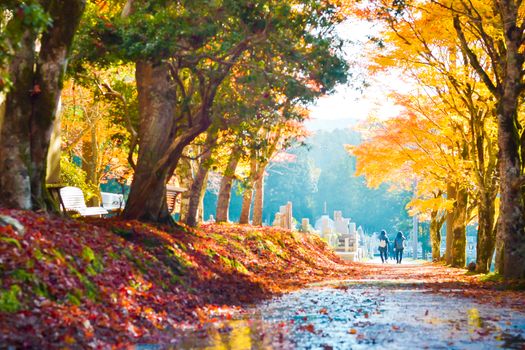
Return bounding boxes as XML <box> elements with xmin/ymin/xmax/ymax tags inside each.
<box><xmin>0</xmin><ymin>210</ymin><xmax>357</xmax><ymax>347</ymax></box>
<box><xmin>2</xmin><ymin>210</ymin><xmax>522</xmax><ymax>347</ymax></box>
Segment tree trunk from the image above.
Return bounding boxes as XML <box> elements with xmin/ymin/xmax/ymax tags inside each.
<box><xmin>475</xmin><ymin>190</ymin><xmax>497</xmax><ymax>273</ymax></box>
<box><xmin>0</xmin><ymin>0</ymin><xmax>85</xmax><ymax>210</ymax></box>
<box><xmin>177</xmin><ymin>157</ymin><xmax>194</xmax><ymax>222</ymax></box>
<box><xmin>494</xmin><ymin>218</ymin><xmax>505</xmax><ymax>274</ymax></box>
<box><xmin>239</xmin><ymin>188</ymin><xmax>253</xmax><ymax>224</ymax></box>
<box><xmin>183</xmin><ymin>129</ymin><xmax>217</xmax><ymax>226</ymax></box>
<box><xmin>252</xmin><ymin>173</ymin><xmax>264</xmax><ymax>226</ymax></box>
<box><xmin>197</xmin><ymin>171</ymin><xmax>209</xmax><ymax>222</ymax></box>
<box><xmin>239</xmin><ymin>158</ymin><xmax>257</xmax><ymax>224</ymax></box>
<box><xmin>0</xmin><ymin>30</ymin><xmax>35</xmax><ymax>209</ymax></box>
<box><xmin>185</xmin><ymin>158</ymin><xmax>211</xmax><ymax>227</ymax></box>
<box><xmin>429</xmin><ymin>210</ymin><xmax>444</xmax><ymax>261</ymax></box>
<box><xmin>215</xmin><ymin>150</ymin><xmax>241</xmax><ymax>223</ymax></box>
<box><xmin>445</xmin><ymin>183</ymin><xmax>456</xmax><ymax>264</ymax></box>
<box><xmin>450</xmin><ymin>187</ymin><xmax>468</xmax><ymax>268</ymax></box>
<box><xmin>30</xmin><ymin>0</ymin><xmax>86</xmax><ymax>209</ymax></box>
<box><xmin>123</xmin><ymin>61</ymin><xmax>178</xmax><ymax>224</ymax></box>
<box><xmin>82</xmin><ymin>124</ymin><xmax>99</xmax><ymax>206</ymax></box>
<box><xmin>496</xmin><ymin>1</ymin><xmax>525</xmax><ymax>280</ymax></box>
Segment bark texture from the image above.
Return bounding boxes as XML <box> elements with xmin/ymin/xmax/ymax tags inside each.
<box><xmin>123</xmin><ymin>62</ymin><xmax>177</xmax><ymax>223</ymax></box>
<box><xmin>252</xmin><ymin>174</ymin><xmax>264</xmax><ymax>226</ymax></box>
<box><xmin>0</xmin><ymin>30</ymin><xmax>35</xmax><ymax>209</ymax></box>
<box><xmin>239</xmin><ymin>158</ymin><xmax>257</xmax><ymax>224</ymax></box>
<box><xmin>0</xmin><ymin>0</ymin><xmax>85</xmax><ymax>210</ymax></box>
<box><xmin>445</xmin><ymin>183</ymin><xmax>468</xmax><ymax>267</ymax></box>
<box><xmin>475</xmin><ymin>190</ymin><xmax>497</xmax><ymax>273</ymax></box>
<box><xmin>183</xmin><ymin>129</ymin><xmax>217</xmax><ymax>226</ymax></box>
<box><xmin>497</xmin><ymin>1</ymin><xmax>525</xmax><ymax>279</ymax></box>
<box><xmin>445</xmin><ymin>183</ymin><xmax>456</xmax><ymax>264</ymax></box>
<box><xmin>450</xmin><ymin>187</ymin><xmax>468</xmax><ymax>267</ymax></box>
<box><xmin>239</xmin><ymin>188</ymin><xmax>253</xmax><ymax>224</ymax></box>
<box><xmin>185</xmin><ymin>154</ymin><xmax>212</xmax><ymax>227</ymax></box>
<box><xmin>429</xmin><ymin>209</ymin><xmax>445</xmax><ymax>261</ymax></box>
<box><xmin>215</xmin><ymin>150</ymin><xmax>241</xmax><ymax>223</ymax></box>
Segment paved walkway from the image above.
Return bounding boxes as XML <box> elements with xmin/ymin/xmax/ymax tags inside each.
<box><xmin>174</xmin><ymin>261</ymin><xmax>525</xmax><ymax>349</ymax></box>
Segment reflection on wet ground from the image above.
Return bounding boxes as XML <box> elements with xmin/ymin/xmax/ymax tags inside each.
<box><xmin>173</xmin><ymin>280</ymin><xmax>525</xmax><ymax>350</ymax></box>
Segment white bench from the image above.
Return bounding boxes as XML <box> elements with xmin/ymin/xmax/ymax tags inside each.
<box><xmin>59</xmin><ymin>186</ymin><xmax>108</xmax><ymax>216</ymax></box>
<box><xmin>101</xmin><ymin>192</ymin><xmax>125</xmax><ymax>211</ymax></box>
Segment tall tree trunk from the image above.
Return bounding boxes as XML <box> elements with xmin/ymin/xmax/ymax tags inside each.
<box><xmin>494</xmin><ymin>219</ymin><xmax>505</xmax><ymax>274</ymax></box>
<box><xmin>197</xmin><ymin>171</ymin><xmax>209</xmax><ymax>222</ymax></box>
<box><xmin>475</xmin><ymin>190</ymin><xmax>497</xmax><ymax>273</ymax></box>
<box><xmin>30</xmin><ymin>0</ymin><xmax>86</xmax><ymax>209</ymax></box>
<box><xmin>183</xmin><ymin>129</ymin><xmax>217</xmax><ymax>226</ymax></box>
<box><xmin>185</xmin><ymin>156</ymin><xmax>212</xmax><ymax>227</ymax></box>
<box><xmin>123</xmin><ymin>61</ymin><xmax>177</xmax><ymax>224</ymax></box>
<box><xmin>252</xmin><ymin>173</ymin><xmax>264</xmax><ymax>226</ymax></box>
<box><xmin>429</xmin><ymin>210</ymin><xmax>444</xmax><ymax>261</ymax></box>
<box><xmin>0</xmin><ymin>0</ymin><xmax>85</xmax><ymax>210</ymax></box>
<box><xmin>239</xmin><ymin>158</ymin><xmax>257</xmax><ymax>224</ymax></box>
<box><xmin>82</xmin><ymin>124</ymin><xmax>99</xmax><ymax>206</ymax></box>
<box><xmin>177</xmin><ymin>157</ymin><xmax>194</xmax><ymax>221</ymax></box>
<box><xmin>239</xmin><ymin>188</ymin><xmax>253</xmax><ymax>224</ymax></box>
<box><xmin>0</xmin><ymin>30</ymin><xmax>35</xmax><ymax>209</ymax></box>
<box><xmin>450</xmin><ymin>187</ymin><xmax>468</xmax><ymax>267</ymax></box>
<box><xmin>497</xmin><ymin>1</ymin><xmax>525</xmax><ymax>279</ymax></box>
<box><xmin>445</xmin><ymin>183</ymin><xmax>456</xmax><ymax>264</ymax></box>
<box><xmin>215</xmin><ymin>150</ymin><xmax>241</xmax><ymax>223</ymax></box>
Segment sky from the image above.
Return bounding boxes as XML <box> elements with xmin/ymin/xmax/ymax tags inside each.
<box><xmin>305</xmin><ymin>19</ymin><xmax>409</xmax><ymax>131</ymax></box>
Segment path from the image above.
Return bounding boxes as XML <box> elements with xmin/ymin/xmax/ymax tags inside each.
<box><xmin>172</xmin><ymin>261</ymin><xmax>525</xmax><ymax>349</ymax></box>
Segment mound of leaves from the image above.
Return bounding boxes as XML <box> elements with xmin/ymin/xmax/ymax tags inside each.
<box><xmin>0</xmin><ymin>209</ymin><xmax>357</xmax><ymax>347</ymax></box>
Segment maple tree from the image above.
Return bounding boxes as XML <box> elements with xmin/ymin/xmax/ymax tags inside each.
<box><xmin>349</xmin><ymin>0</ymin><xmax>505</xmax><ymax>272</ymax></box>
<box><xmin>362</xmin><ymin>0</ymin><xmax>525</xmax><ymax>279</ymax></box>
<box><xmin>59</xmin><ymin>70</ymin><xmax>134</xmax><ymax>203</ymax></box>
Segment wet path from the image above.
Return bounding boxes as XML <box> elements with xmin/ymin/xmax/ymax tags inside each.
<box><xmin>174</xmin><ymin>261</ymin><xmax>525</xmax><ymax>349</ymax></box>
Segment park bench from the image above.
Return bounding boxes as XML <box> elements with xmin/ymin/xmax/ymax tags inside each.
<box><xmin>166</xmin><ymin>185</ymin><xmax>186</xmax><ymax>214</ymax></box>
<box><xmin>101</xmin><ymin>192</ymin><xmax>125</xmax><ymax>212</ymax></box>
<box><xmin>59</xmin><ymin>186</ymin><xmax>108</xmax><ymax>217</ymax></box>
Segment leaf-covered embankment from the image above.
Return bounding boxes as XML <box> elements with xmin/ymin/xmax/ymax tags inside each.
<box><xmin>0</xmin><ymin>209</ymin><xmax>357</xmax><ymax>347</ymax></box>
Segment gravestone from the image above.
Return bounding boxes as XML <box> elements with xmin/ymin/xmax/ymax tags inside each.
<box><xmin>273</xmin><ymin>213</ymin><xmax>282</xmax><ymax>227</ymax></box>
<box><xmin>301</xmin><ymin>218</ymin><xmax>310</xmax><ymax>232</ymax></box>
<box><xmin>274</xmin><ymin>202</ymin><xmax>293</xmax><ymax>230</ymax></box>
<box><xmin>333</xmin><ymin>211</ymin><xmax>349</xmax><ymax>235</ymax></box>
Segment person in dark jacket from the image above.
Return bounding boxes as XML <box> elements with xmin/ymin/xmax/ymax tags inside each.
<box><xmin>394</xmin><ymin>231</ymin><xmax>406</xmax><ymax>264</ymax></box>
<box><xmin>378</xmin><ymin>230</ymin><xmax>389</xmax><ymax>263</ymax></box>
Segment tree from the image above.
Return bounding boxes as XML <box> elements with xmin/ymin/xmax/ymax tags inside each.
<box><xmin>59</xmin><ymin>68</ymin><xmax>134</xmax><ymax>203</ymax></box>
<box><xmin>0</xmin><ymin>1</ymin><xmax>86</xmax><ymax>210</ymax></box>
<box><xmin>352</xmin><ymin>0</ymin><xmax>501</xmax><ymax>271</ymax></box>
<box><xmin>447</xmin><ymin>0</ymin><xmax>525</xmax><ymax>278</ymax></box>
<box><xmin>89</xmin><ymin>0</ymin><xmax>349</xmax><ymax>224</ymax></box>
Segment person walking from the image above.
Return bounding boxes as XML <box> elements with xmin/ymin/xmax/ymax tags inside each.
<box><xmin>378</xmin><ymin>230</ymin><xmax>389</xmax><ymax>263</ymax></box>
<box><xmin>394</xmin><ymin>231</ymin><xmax>406</xmax><ymax>264</ymax></box>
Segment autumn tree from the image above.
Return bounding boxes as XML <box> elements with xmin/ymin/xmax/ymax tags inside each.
<box><xmin>59</xmin><ymin>67</ymin><xmax>135</xmax><ymax>203</ymax></box>
<box><xmin>442</xmin><ymin>0</ymin><xmax>525</xmax><ymax>278</ymax></box>
<box><xmin>352</xmin><ymin>0</ymin><xmax>501</xmax><ymax>271</ymax></box>
<box><xmin>81</xmin><ymin>0</ymin><xmax>348</xmax><ymax>224</ymax></box>
<box><xmin>240</xmin><ymin>114</ymin><xmax>308</xmax><ymax>226</ymax></box>
<box><xmin>348</xmin><ymin>106</ymin><xmax>461</xmax><ymax>262</ymax></box>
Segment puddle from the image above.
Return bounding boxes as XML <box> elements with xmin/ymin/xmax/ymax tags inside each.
<box><xmin>144</xmin><ymin>282</ymin><xmax>525</xmax><ymax>349</ymax></box>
